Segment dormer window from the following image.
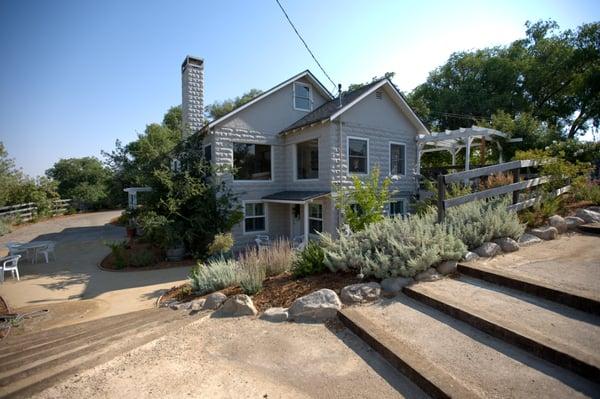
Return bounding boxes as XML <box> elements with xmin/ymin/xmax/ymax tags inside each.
<box><xmin>293</xmin><ymin>82</ymin><xmax>312</xmax><ymax>111</ymax></box>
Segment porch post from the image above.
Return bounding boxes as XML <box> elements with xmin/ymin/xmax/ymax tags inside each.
<box><xmin>450</xmin><ymin>148</ymin><xmax>456</xmax><ymax>166</ymax></box>
<box><xmin>465</xmin><ymin>137</ymin><xmax>473</xmax><ymax>171</ymax></box>
<box><xmin>496</xmin><ymin>141</ymin><xmax>504</xmax><ymax>163</ymax></box>
<box><xmin>416</xmin><ymin>143</ymin><xmax>423</xmax><ymax>175</ymax></box>
<box><xmin>303</xmin><ymin>202</ymin><xmax>309</xmax><ymax>244</ymax></box>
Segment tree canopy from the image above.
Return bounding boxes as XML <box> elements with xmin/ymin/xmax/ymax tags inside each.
<box><xmin>204</xmin><ymin>89</ymin><xmax>263</xmax><ymax>120</ymax></box>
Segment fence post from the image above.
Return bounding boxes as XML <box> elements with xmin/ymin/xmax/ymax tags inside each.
<box><xmin>511</xmin><ymin>168</ymin><xmax>520</xmax><ymax>205</ymax></box>
<box><xmin>437</xmin><ymin>174</ymin><xmax>446</xmax><ymax>223</ymax></box>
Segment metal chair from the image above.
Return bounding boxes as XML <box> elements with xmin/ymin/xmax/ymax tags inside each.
<box><xmin>1</xmin><ymin>255</ymin><xmax>21</xmax><ymax>282</ymax></box>
<box><xmin>292</xmin><ymin>235</ymin><xmax>306</xmax><ymax>250</ymax></box>
<box><xmin>254</xmin><ymin>235</ymin><xmax>271</xmax><ymax>249</ymax></box>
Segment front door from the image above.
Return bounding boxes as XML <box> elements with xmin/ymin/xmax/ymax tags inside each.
<box><xmin>290</xmin><ymin>204</ymin><xmax>304</xmax><ymax>239</ymax></box>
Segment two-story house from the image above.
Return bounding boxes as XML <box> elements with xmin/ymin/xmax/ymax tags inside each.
<box><xmin>180</xmin><ymin>56</ymin><xmax>430</xmax><ymax>249</ymax></box>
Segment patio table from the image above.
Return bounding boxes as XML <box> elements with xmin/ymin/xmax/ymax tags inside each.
<box><xmin>15</xmin><ymin>241</ymin><xmax>55</xmax><ymax>264</ymax></box>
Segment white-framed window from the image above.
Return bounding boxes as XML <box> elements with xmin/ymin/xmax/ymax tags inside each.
<box><xmin>293</xmin><ymin>82</ymin><xmax>312</xmax><ymax>111</ymax></box>
<box><xmin>309</xmin><ymin>203</ymin><xmax>323</xmax><ymax>234</ymax></box>
<box><xmin>388</xmin><ymin>199</ymin><xmax>407</xmax><ymax>217</ymax></box>
<box><xmin>233</xmin><ymin>143</ymin><xmax>272</xmax><ymax>181</ymax></box>
<box><xmin>296</xmin><ymin>138</ymin><xmax>319</xmax><ymax>180</ymax></box>
<box><xmin>170</xmin><ymin>158</ymin><xmax>181</xmax><ymax>172</ymax></box>
<box><xmin>389</xmin><ymin>142</ymin><xmax>406</xmax><ymax>176</ymax></box>
<box><xmin>203</xmin><ymin>144</ymin><xmax>212</xmax><ymax>163</ymax></box>
<box><xmin>347</xmin><ymin>137</ymin><xmax>369</xmax><ymax>174</ymax></box>
<box><xmin>243</xmin><ymin>202</ymin><xmax>267</xmax><ymax>233</ymax></box>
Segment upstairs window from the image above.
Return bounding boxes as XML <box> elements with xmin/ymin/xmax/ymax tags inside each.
<box><xmin>348</xmin><ymin>137</ymin><xmax>368</xmax><ymax>174</ymax></box>
<box><xmin>294</xmin><ymin>82</ymin><xmax>311</xmax><ymax>111</ymax></box>
<box><xmin>296</xmin><ymin>139</ymin><xmax>319</xmax><ymax>179</ymax></box>
<box><xmin>233</xmin><ymin>143</ymin><xmax>272</xmax><ymax>181</ymax></box>
<box><xmin>390</xmin><ymin>143</ymin><xmax>406</xmax><ymax>176</ymax></box>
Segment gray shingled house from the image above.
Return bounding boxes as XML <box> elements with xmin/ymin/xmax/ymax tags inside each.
<box><xmin>180</xmin><ymin>56</ymin><xmax>430</xmax><ymax>249</ymax></box>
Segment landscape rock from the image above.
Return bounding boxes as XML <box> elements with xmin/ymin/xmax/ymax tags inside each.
<box><xmin>587</xmin><ymin>206</ymin><xmax>600</xmax><ymax>213</ymax></box>
<box><xmin>288</xmin><ymin>289</ymin><xmax>342</xmax><ymax>322</ymax></box>
<box><xmin>436</xmin><ymin>260</ymin><xmax>458</xmax><ymax>275</ymax></box>
<box><xmin>463</xmin><ymin>252</ymin><xmax>479</xmax><ymax>262</ymax></box>
<box><xmin>493</xmin><ymin>237</ymin><xmax>520</xmax><ymax>253</ymax></box>
<box><xmin>565</xmin><ymin>216</ymin><xmax>585</xmax><ymax>230</ymax></box>
<box><xmin>380</xmin><ymin>277</ymin><xmax>413</xmax><ymax>296</ymax></box>
<box><xmin>548</xmin><ymin>215</ymin><xmax>567</xmax><ymax>234</ymax></box>
<box><xmin>218</xmin><ymin>294</ymin><xmax>258</xmax><ymax>317</ymax></box>
<box><xmin>414</xmin><ymin>267</ymin><xmax>441</xmax><ymax>282</ymax></box>
<box><xmin>474</xmin><ymin>242</ymin><xmax>501</xmax><ymax>258</ymax></box>
<box><xmin>259</xmin><ymin>307</ymin><xmax>289</xmax><ymax>322</ymax></box>
<box><xmin>576</xmin><ymin>208</ymin><xmax>600</xmax><ymax>224</ymax></box>
<box><xmin>530</xmin><ymin>226</ymin><xmax>559</xmax><ymax>240</ymax></box>
<box><xmin>340</xmin><ymin>282</ymin><xmax>381</xmax><ymax>304</ymax></box>
<box><xmin>203</xmin><ymin>292</ymin><xmax>227</xmax><ymax>310</ymax></box>
<box><xmin>518</xmin><ymin>233</ymin><xmax>543</xmax><ymax>246</ymax></box>
<box><xmin>170</xmin><ymin>301</ymin><xmax>191</xmax><ymax>311</ymax></box>
<box><xmin>190</xmin><ymin>298</ymin><xmax>206</xmax><ymax>311</ymax></box>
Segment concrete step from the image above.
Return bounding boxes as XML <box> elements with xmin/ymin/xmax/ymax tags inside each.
<box><xmin>404</xmin><ymin>276</ymin><xmax>600</xmax><ymax>381</ymax></box>
<box><xmin>0</xmin><ymin>308</ymin><xmax>203</xmax><ymax>399</ymax></box>
<box><xmin>340</xmin><ymin>297</ymin><xmax>600</xmax><ymax>398</ymax></box>
<box><xmin>457</xmin><ymin>263</ymin><xmax>600</xmax><ymax>315</ymax></box>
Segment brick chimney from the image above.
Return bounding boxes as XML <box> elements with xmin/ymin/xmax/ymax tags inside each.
<box><xmin>181</xmin><ymin>56</ymin><xmax>204</xmax><ymax>138</ymax></box>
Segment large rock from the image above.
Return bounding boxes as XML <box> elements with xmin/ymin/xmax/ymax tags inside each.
<box><xmin>518</xmin><ymin>233</ymin><xmax>542</xmax><ymax>246</ymax></box>
<box><xmin>340</xmin><ymin>283</ymin><xmax>381</xmax><ymax>304</ymax></box>
<box><xmin>259</xmin><ymin>307</ymin><xmax>289</xmax><ymax>322</ymax></box>
<box><xmin>463</xmin><ymin>251</ymin><xmax>479</xmax><ymax>262</ymax></box>
<box><xmin>436</xmin><ymin>260</ymin><xmax>458</xmax><ymax>275</ymax></box>
<box><xmin>203</xmin><ymin>292</ymin><xmax>227</xmax><ymax>310</ymax></box>
<box><xmin>586</xmin><ymin>206</ymin><xmax>600</xmax><ymax>213</ymax></box>
<box><xmin>474</xmin><ymin>242</ymin><xmax>501</xmax><ymax>258</ymax></box>
<box><xmin>218</xmin><ymin>294</ymin><xmax>258</xmax><ymax>317</ymax></box>
<box><xmin>576</xmin><ymin>208</ymin><xmax>600</xmax><ymax>224</ymax></box>
<box><xmin>170</xmin><ymin>301</ymin><xmax>191</xmax><ymax>311</ymax></box>
<box><xmin>414</xmin><ymin>267</ymin><xmax>441</xmax><ymax>282</ymax></box>
<box><xmin>565</xmin><ymin>216</ymin><xmax>585</xmax><ymax>230</ymax></box>
<box><xmin>530</xmin><ymin>226</ymin><xmax>558</xmax><ymax>240</ymax></box>
<box><xmin>190</xmin><ymin>298</ymin><xmax>206</xmax><ymax>311</ymax></box>
<box><xmin>380</xmin><ymin>277</ymin><xmax>413</xmax><ymax>296</ymax></box>
<box><xmin>493</xmin><ymin>237</ymin><xmax>520</xmax><ymax>253</ymax></box>
<box><xmin>288</xmin><ymin>289</ymin><xmax>342</xmax><ymax>322</ymax></box>
<box><xmin>548</xmin><ymin>215</ymin><xmax>567</xmax><ymax>234</ymax></box>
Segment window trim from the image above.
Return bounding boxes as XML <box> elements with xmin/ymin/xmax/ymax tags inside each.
<box><xmin>232</xmin><ymin>142</ymin><xmax>274</xmax><ymax>183</ymax></box>
<box><xmin>389</xmin><ymin>141</ymin><xmax>407</xmax><ymax>177</ymax></box>
<box><xmin>293</xmin><ymin>138</ymin><xmax>320</xmax><ymax>182</ymax></box>
<box><xmin>293</xmin><ymin>82</ymin><xmax>313</xmax><ymax>112</ymax></box>
<box><xmin>387</xmin><ymin>198</ymin><xmax>408</xmax><ymax>217</ymax></box>
<box><xmin>346</xmin><ymin>136</ymin><xmax>370</xmax><ymax>175</ymax></box>
<box><xmin>308</xmin><ymin>202</ymin><xmax>323</xmax><ymax>235</ymax></box>
<box><xmin>242</xmin><ymin>200</ymin><xmax>268</xmax><ymax>235</ymax></box>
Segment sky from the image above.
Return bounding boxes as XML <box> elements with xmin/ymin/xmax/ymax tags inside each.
<box><xmin>1</xmin><ymin>0</ymin><xmax>598</xmax><ymax>177</ymax></box>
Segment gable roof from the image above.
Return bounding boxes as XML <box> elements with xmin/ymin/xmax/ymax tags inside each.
<box><xmin>280</xmin><ymin>78</ymin><xmax>430</xmax><ymax>135</ymax></box>
<box><xmin>204</xmin><ymin>70</ymin><xmax>333</xmax><ymax>131</ymax></box>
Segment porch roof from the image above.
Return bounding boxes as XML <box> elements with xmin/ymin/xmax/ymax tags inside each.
<box><xmin>262</xmin><ymin>190</ymin><xmax>330</xmax><ymax>203</ymax></box>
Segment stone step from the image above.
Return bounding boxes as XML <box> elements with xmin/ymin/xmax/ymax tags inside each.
<box><xmin>0</xmin><ymin>309</ymin><xmax>202</xmax><ymax>399</ymax></box>
<box><xmin>457</xmin><ymin>263</ymin><xmax>600</xmax><ymax>315</ymax></box>
<box><xmin>404</xmin><ymin>277</ymin><xmax>600</xmax><ymax>381</ymax></box>
<box><xmin>340</xmin><ymin>297</ymin><xmax>599</xmax><ymax>398</ymax></box>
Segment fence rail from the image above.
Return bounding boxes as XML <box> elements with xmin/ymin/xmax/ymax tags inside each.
<box><xmin>437</xmin><ymin>160</ymin><xmax>569</xmax><ymax>223</ymax></box>
<box><xmin>0</xmin><ymin>199</ymin><xmax>72</xmax><ymax>222</ymax></box>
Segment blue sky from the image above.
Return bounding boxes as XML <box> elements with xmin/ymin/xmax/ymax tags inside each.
<box><xmin>1</xmin><ymin>0</ymin><xmax>598</xmax><ymax>177</ymax></box>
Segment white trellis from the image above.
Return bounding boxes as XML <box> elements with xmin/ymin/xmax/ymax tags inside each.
<box><xmin>123</xmin><ymin>187</ymin><xmax>152</xmax><ymax>209</ymax></box>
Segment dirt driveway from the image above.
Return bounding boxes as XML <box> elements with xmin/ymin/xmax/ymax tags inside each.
<box><xmin>0</xmin><ymin>211</ymin><xmax>190</xmax><ymax>330</ymax></box>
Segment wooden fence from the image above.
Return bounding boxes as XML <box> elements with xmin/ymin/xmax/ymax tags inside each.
<box><xmin>0</xmin><ymin>199</ymin><xmax>72</xmax><ymax>222</ymax></box>
<box><xmin>437</xmin><ymin>160</ymin><xmax>570</xmax><ymax>223</ymax></box>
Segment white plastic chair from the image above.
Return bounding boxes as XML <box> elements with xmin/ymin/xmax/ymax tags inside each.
<box><xmin>254</xmin><ymin>235</ymin><xmax>271</xmax><ymax>249</ymax></box>
<box><xmin>292</xmin><ymin>235</ymin><xmax>306</xmax><ymax>250</ymax></box>
<box><xmin>1</xmin><ymin>255</ymin><xmax>21</xmax><ymax>282</ymax></box>
<box><xmin>36</xmin><ymin>242</ymin><xmax>56</xmax><ymax>264</ymax></box>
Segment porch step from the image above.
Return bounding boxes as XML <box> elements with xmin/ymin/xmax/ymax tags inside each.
<box><xmin>339</xmin><ymin>297</ymin><xmax>599</xmax><ymax>398</ymax></box>
<box><xmin>0</xmin><ymin>308</ymin><xmax>204</xmax><ymax>398</ymax></box>
<box><xmin>403</xmin><ymin>276</ymin><xmax>600</xmax><ymax>381</ymax></box>
<box><xmin>457</xmin><ymin>263</ymin><xmax>600</xmax><ymax>315</ymax></box>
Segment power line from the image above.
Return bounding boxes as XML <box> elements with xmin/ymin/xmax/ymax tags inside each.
<box><xmin>274</xmin><ymin>0</ymin><xmax>337</xmax><ymax>92</ymax></box>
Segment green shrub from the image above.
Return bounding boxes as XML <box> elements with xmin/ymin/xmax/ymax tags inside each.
<box><xmin>105</xmin><ymin>240</ymin><xmax>127</xmax><ymax>269</ymax></box>
<box><xmin>321</xmin><ymin>212</ymin><xmax>466</xmax><ymax>279</ymax></box>
<box><xmin>0</xmin><ymin>218</ymin><xmax>11</xmax><ymax>236</ymax></box>
<box><xmin>188</xmin><ymin>258</ymin><xmax>239</xmax><ymax>295</ymax></box>
<box><xmin>519</xmin><ymin>195</ymin><xmax>563</xmax><ymax>228</ymax></box>
<box><xmin>207</xmin><ymin>233</ymin><xmax>234</xmax><ymax>258</ymax></box>
<box><xmin>572</xmin><ymin>177</ymin><xmax>600</xmax><ymax>205</ymax></box>
<box><xmin>292</xmin><ymin>240</ymin><xmax>326</xmax><ymax>277</ymax></box>
<box><xmin>238</xmin><ymin>255</ymin><xmax>265</xmax><ymax>295</ymax></box>
<box><xmin>129</xmin><ymin>251</ymin><xmax>155</xmax><ymax>268</ymax></box>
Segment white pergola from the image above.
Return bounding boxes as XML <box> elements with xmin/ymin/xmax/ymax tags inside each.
<box><xmin>123</xmin><ymin>187</ymin><xmax>152</xmax><ymax>209</ymax></box>
<box><xmin>416</xmin><ymin>126</ymin><xmax>522</xmax><ymax>173</ymax></box>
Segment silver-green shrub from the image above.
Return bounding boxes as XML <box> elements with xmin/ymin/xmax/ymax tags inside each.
<box><xmin>189</xmin><ymin>258</ymin><xmax>240</xmax><ymax>295</ymax></box>
<box><xmin>321</xmin><ymin>212</ymin><xmax>467</xmax><ymax>279</ymax></box>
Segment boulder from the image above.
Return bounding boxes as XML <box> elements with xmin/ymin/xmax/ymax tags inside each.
<box><xmin>340</xmin><ymin>282</ymin><xmax>381</xmax><ymax>304</ymax></box>
<box><xmin>493</xmin><ymin>237</ymin><xmax>520</xmax><ymax>253</ymax></box>
<box><xmin>587</xmin><ymin>206</ymin><xmax>600</xmax><ymax>213</ymax></box>
<box><xmin>218</xmin><ymin>294</ymin><xmax>258</xmax><ymax>317</ymax></box>
<box><xmin>530</xmin><ymin>226</ymin><xmax>558</xmax><ymax>241</ymax></box>
<box><xmin>474</xmin><ymin>242</ymin><xmax>501</xmax><ymax>258</ymax></box>
<box><xmin>380</xmin><ymin>277</ymin><xmax>413</xmax><ymax>296</ymax></box>
<box><xmin>414</xmin><ymin>267</ymin><xmax>441</xmax><ymax>282</ymax></box>
<box><xmin>190</xmin><ymin>298</ymin><xmax>206</xmax><ymax>311</ymax></box>
<box><xmin>436</xmin><ymin>260</ymin><xmax>458</xmax><ymax>275</ymax></box>
<box><xmin>518</xmin><ymin>233</ymin><xmax>542</xmax><ymax>246</ymax></box>
<box><xmin>565</xmin><ymin>216</ymin><xmax>585</xmax><ymax>230</ymax></box>
<box><xmin>548</xmin><ymin>215</ymin><xmax>567</xmax><ymax>234</ymax></box>
<box><xmin>203</xmin><ymin>292</ymin><xmax>227</xmax><ymax>310</ymax></box>
<box><xmin>576</xmin><ymin>208</ymin><xmax>600</xmax><ymax>224</ymax></box>
<box><xmin>170</xmin><ymin>301</ymin><xmax>191</xmax><ymax>311</ymax></box>
<box><xmin>463</xmin><ymin>251</ymin><xmax>479</xmax><ymax>262</ymax></box>
<box><xmin>259</xmin><ymin>307</ymin><xmax>289</xmax><ymax>322</ymax></box>
<box><xmin>288</xmin><ymin>289</ymin><xmax>342</xmax><ymax>322</ymax></box>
